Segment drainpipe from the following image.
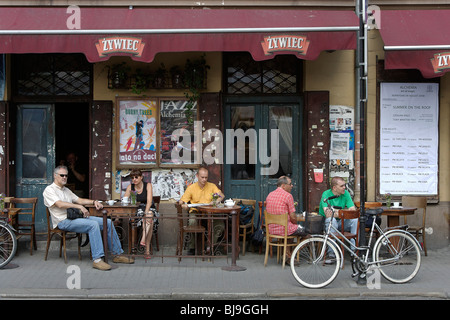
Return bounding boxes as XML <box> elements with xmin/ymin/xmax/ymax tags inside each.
<box><xmin>356</xmin><ymin>0</ymin><xmax>368</xmax><ymax>285</ymax></box>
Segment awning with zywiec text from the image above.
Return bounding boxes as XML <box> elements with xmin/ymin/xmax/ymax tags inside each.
<box><xmin>0</xmin><ymin>7</ymin><xmax>358</xmax><ymax>62</ymax></box>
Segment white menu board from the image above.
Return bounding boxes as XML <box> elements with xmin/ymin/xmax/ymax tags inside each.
<box><xmin>380</xmin><ymin>83</ymin><xmax>439</xmax><ymax>195</ymax></box>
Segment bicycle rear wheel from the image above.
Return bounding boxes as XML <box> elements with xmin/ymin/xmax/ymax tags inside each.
<box><xmin>290</xmin><ymin>237</ymin><xmax>341</xmax><ymax>289</ymax></box>
<box><xmin>373</xmin><ymin>231</ymin><xmax>421</xmax><ymax>284</ymax></box>
<box><xmin>0</xmin><ymin>224</ymin><xmax>17</xmax><ymax>269</ymax></box>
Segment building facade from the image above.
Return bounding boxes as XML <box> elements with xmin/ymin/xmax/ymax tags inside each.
<box><xmin>0</xmin><ymin>1</ymin><xmax>448</xmax><ymax>250</ymax></box>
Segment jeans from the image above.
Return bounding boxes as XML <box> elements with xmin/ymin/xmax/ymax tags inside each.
<box><xmin>325</xmin><ymin>217</ymin><xmax>358</xmax><ymax>254</ymax></box>
<box><xmin>57</xmin><ymin>216</ymin><xmax>123</xmax><ymax>261</ymax></box>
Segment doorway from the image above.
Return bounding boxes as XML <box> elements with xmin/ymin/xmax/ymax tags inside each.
<box><xmin>223</xmin><ymin>96</ymin><xmax>303</xmax><ymax>206</ymax></box>
<box><xmin>55</xmin><ymin>102</ymin><xmax>90</xmax><ymax>198</ymax></box>
<box><xmin>15</xmin><ymin>102</ymin><xmax>90</xmax><ymax>231</ymax></box>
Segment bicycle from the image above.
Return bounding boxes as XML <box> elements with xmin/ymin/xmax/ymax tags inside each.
<box><xmin>0</xmin><ymin>213</ymin><xmax>17</xmax><ymax>269</ymax></box>
<box><xmin>290</xmin><ymin>196</ymin><xmax>422</xmax><ymax>288</ymax></box>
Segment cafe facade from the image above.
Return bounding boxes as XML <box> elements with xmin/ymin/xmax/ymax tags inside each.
<box><xmin>0</xmin><ymin>1</ymin><xmax>448</xmax><ymax>250</ymax></box>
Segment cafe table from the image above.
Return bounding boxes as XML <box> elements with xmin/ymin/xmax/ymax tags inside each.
<box><xmin>197</xmin><ymin>205</ymin><xmax>246</xmax><ymax>272</ymax></box>
<box><xmin>381</xmin><ymin>206</ymin><xmax>417</xmax><ymax>229</ymax></box>
<box><xmin>86</xmin><ymin>202</ymin><xmax>139</xmax><ymax>263</ymax></box>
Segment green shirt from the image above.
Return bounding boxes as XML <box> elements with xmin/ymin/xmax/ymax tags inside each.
<box><xmin>319</xmin><ymin>189</ymin><xmax>355</xmax><ymax>217</ymax></box>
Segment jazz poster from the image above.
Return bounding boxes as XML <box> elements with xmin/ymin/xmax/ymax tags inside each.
<box><xmin>118</xmin><ymin>98</ymin><xmax>158</xmax><ymax>165</ymax></box>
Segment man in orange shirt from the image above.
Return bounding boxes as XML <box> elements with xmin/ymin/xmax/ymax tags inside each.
<box><xmin>179</xmin><ymin>166</ymin><xmax>225</xmax><ymax>254</ymax></box>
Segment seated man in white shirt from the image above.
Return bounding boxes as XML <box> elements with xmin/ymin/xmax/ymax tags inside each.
<box><xmin>43</xmin><ymin>165</ymin><xmax>134</xmax><ymax>271</ymax></box>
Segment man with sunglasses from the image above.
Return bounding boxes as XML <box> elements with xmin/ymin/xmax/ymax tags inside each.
<box><xmin>43</xmin><ymin>165</ymin><xmax>134</xmax><ymax>271</ymax></box>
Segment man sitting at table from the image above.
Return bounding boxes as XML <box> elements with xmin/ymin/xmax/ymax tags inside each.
<box><xmin>319</xmin><ymin>176</ymin><xmax>357</xmax><ymax>261</ymax></box>
<box><xmin>43</xmin><ymin>165</ymin><xmax>134</xmax><ymax>271</ymax></box>
<box><xmin>178</xmin><ymin>166</ymin><xmax>225</xmax><ymax>255</ymax></box>
<box><xmin>265</xmin><ymin>176</ymin><xmax>307</xmax><ymax>262</ymax></box>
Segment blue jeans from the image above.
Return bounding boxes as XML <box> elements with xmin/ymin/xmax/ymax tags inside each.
<box><xmin>325</xmin><ymin>217</ymin><xmax>358</xmax><ymax>251</ymax></box>
<box><xmin>57</xmin><ymin>216</ymin><xmax>123</xmax><ymax>261</ymax></box>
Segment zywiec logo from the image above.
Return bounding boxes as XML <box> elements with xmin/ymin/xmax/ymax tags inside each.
<box><xmin>96</xmin><ymin>36</ymin><xmax>145</xmax><ymax>57</ymax></box>
<box><xmin>431</xmin><ymin>52</ymin><xmax>450</xmax><ymax>74</ymax></box>
<box><xmin>261</xmin><ymin>35</ymin><xmax>310</xmax><ymax>56</ymax></box>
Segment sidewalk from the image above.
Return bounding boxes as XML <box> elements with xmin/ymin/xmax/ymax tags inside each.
<box><xmin>0</xmin><ymin>241</ymin><xmax>449</xmax><ymax>300</ymax></box>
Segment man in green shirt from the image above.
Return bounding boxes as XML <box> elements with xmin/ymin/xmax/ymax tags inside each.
<box><xmin>319</xmin><ymin>177</ymin><xmax>357</xmax><ymax>261</ymax></box>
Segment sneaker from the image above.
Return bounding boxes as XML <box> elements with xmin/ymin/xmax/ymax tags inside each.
<box><xmin>112</xmin><ymin>255</ymin><xmax>135</xmax><ymax>264</ymax></box>
<box><xmin>324</xmin><ymin>255</ymin><xmax>336</xmax><ymax>265</ymax></box>
<box><xmin>93</xmin><ymin>260</ymin><xmax>112</xmax><ymax>271</ymax></box>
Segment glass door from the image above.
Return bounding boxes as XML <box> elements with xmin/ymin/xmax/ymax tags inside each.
<box><xmin>224</xmin><ymin>97</ymin><xmax>302</xmax><ymax>206</ymax></box>
<box><xmin>16</xmin><ymin>104</ymin><xmax>55</xmax><ymax>231</ymax></box>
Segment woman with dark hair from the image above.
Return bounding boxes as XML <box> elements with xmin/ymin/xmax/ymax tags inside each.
<box><xmin>124</xmin><ymin>169</ymin><xmax>154</xmax><ymax>258</ymax></box>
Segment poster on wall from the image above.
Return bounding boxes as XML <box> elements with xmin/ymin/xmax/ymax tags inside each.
<box><xmin>151</xmin><ymin>169</ymin><xmax>197</xmax><ymax>200</ymax></box>
<box><xmin>160</xmin><ymin>99</ymin><xmax>198</xmax><ymax>165</ymax></box>
<box><xmin>380</xmin><ymin>82</ymin><xmax>439</xmax><ymax>195</ymax></box>
<box><xmin>117</xmin><ymin>98</ymin><xmax>158</xmax><ymax>167</ymax></box>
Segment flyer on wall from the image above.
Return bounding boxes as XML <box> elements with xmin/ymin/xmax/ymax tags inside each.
<box><xmin>380</xmin><ymin>82</ymin><xmax>439</xmax><ymax>195</ymax></box>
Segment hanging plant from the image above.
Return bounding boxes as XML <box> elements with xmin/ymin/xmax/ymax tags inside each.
<box><xmin>184</xmin><ymin>55</ymin><xmax>209</xmax><ymax>125</ymax></box>
<box><xmin>153</xmin><ymin>63</ymin><xmax>167</xmax><ymax>88</ymax></box>
<box><xmin>109</xmin><ymin>62</ymin><xmax>131</xmax><ymax>89</ymax></box>
<box><xmin>131</xmin><ymin>68</ymin><xmax>151</xmax><ymax>94</ymax></box>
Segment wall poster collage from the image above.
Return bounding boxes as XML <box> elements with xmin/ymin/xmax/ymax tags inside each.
<box><xmin>116</xmin><ymin>97</ymin><xmax>199</xmax><ymax>199</ymax></box>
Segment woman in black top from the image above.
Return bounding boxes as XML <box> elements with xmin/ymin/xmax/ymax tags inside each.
<box><xmin>124</xmin><ymin>169</ymin><xmax>154</xmax><ymax>257</ymax></box>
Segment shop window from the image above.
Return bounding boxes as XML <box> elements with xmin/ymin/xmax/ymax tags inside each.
<box><xmin>224</xmin><ymin>52</ymin><xmax>302</xmax><ymax>94</ymax></box>
<box><xmin>12</xmin><ymin>53</ymin><xmax>92</xmax><ymax>97</ymax></box>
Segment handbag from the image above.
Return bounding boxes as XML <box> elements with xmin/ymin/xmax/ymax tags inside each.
<box><xmin>66</xmin><ymin>208</ymin><xmax>84</xmax><ymax>220</ymax></box>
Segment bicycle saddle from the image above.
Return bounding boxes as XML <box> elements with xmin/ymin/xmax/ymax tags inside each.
<box><xmin>365</xmin><ymin>208</ymin><xmax>383</xmax><ymax>216</ymax></box>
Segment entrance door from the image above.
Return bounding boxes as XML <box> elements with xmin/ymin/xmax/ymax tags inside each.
<box><xmin>16</xmin><ymin>104</ymin><xmax>55</xmax><ymax>230</ymax></box>
<box><xmin>224</xmin><ymin>97</ymin><xmax>303</xmax><ymax>206</ymax></box>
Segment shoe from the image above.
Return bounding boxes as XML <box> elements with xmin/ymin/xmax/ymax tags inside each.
<box><xmin>112</xmin><ymin>255</ymin><xmax>135</xmax><ymax>264</ymax></box>
<box><xmin>324</xmin><ymin>256</ymin><xmax>336</xmax><ymax>265</ymax></box>
<box><xmin>93</xmin><ymin>260</ymin><xmax>111</xmax><ymax>271</ymax></box>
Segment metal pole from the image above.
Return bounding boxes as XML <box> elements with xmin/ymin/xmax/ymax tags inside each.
<box><xmin>0</xmin><ymin>26</ymin><xmax>359</xmax><ymax>36</ymax></box>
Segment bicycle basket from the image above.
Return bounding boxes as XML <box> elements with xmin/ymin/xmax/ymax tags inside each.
<box><xmin>304</xmin><ymin>213</ymin><xmax>325</xmax><ymax>234</ymax></box>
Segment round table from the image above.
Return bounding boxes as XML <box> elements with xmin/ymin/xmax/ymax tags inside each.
<box><xmin>197</xmin><ymin>205</ymin><xmax>246</xmax><ymax>272</ymax></box>
<box><xmin>381</xmin><ymin>206</ymin><xmax>417</xmax><ymax>229</ymax></box>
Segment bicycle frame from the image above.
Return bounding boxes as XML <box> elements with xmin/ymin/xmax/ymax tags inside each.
<box><xmin>318</xmin><ymin>200</ymin><xmax>421</xmax><ymax>270</ymax></box>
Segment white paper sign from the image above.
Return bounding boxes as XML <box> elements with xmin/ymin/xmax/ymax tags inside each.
<box><xmin>380</xmin><ymin>83</ymin><xmax>439</xmax><ymax>195</ymax></box>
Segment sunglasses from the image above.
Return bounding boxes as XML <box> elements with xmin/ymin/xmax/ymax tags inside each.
<box><xmin>58</xmin><ymin>174</ymin><xmax>68</xmax><ymax>178</ymax></box>
<box><xmin>131</xmin><ymin>176</ymin><xmax>141</xmax><ymax>180</ymax></box>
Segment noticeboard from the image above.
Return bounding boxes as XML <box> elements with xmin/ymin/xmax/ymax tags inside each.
<box><xmin>378</xmin><ymin>82</ymin><xmax>439</xmax><ymax>198</ymax></box>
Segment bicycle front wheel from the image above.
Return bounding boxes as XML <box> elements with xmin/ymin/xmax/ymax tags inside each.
<box><xmin>373</xmin><ymin>231</ymin><xmax>421</xmax><ymax>284</ymax></box>
<box><xmin>0</xmin><ymin>224</ymin><xmax>17</xmax><ymax>269</ymax></box>
<box><xmin>290</xmin><ymin>237</ymin><xmax>341</xmax><ymax>289</ymax></box>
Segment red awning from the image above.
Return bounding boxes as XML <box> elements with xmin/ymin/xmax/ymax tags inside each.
<box><xmin>0</xmin><ymin>7</ymin><xmax>358</xmax><ymax>63</ymax></box>
<box><xmin>379</xmin><ymin>10</ymin><xmax>450</xmax><ymax>78</ymax></box>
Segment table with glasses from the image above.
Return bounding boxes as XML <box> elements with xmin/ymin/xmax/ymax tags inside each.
<box><xmin>197</xmin><ymin>205</ymin><xmax>245</xmax><ymax>272</ymax></box>
<box><xmin>86</xmin><ymin>202</ymin><xmax>139</xmax><ymax>263</ymax></box>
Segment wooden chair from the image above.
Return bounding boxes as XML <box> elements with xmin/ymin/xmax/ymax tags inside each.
<box><xmin>10</xmin><ymin>197</ymin><xmax>38</xmax><ymax>255</ymax></box>
<box><xmin>150</xmin><ymin>196</ymin><xmax>161</xmax><ymax>254</ymax></box>
<box><xmin>175</xmin><ymin>203</ymin><xmax>206</xmax><ymax>261</ymax></box>
<box><xmin>233</xmin><ymin>198</ymin><xmax>256</xmax><ymax>255</ymax></box>
<box><xmin>263</xmin><ymin>210</ymin><xmax>302</xmax><ymax>268</ymax></box>
<box><xmin>44</xmin><ymin>208</ymin><xmax>82</xmax><ymax>263</ymax></box>
<box><xmin>401</xmin><ymin>196</ymin><xmax>428</xmax><ymax>256</ymax></box>
<box><xmin>355</xmin><ymin>201</ymin><xmax>382</xmax><ymax>239</ymax></box>
<box><xmin>336</xmin><ymin>209</ymin><xmax>360</xmax><ymax>269</ymax></box>
<box><xmin>255</xmin><ymin>201</ymin><xmax>266</xmax><ymax>254</ymax></box>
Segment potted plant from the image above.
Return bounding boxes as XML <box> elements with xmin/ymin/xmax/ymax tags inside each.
<box><xmin>131</xmin><ymin>68</ymin><xmax>150</xmax><ymax>94</ymax></box>
<box><xmin>170</xmin><ymin>65</ymin><xmax>183</xmax><ymax>89</ymax></box>
<box><xmin>153</xmin><ymin>63</ymin><xmax>167</xmax><ymax>88</ymax></box>
<box><xmin>109</xmin><ymin>62</ymin><xmax>130</xmax><ymax>89</ymax></box>
<box><xmin>183</xmin><ymin>55</ymin><xmax>210</xmax><ymax>124</ymax></box>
